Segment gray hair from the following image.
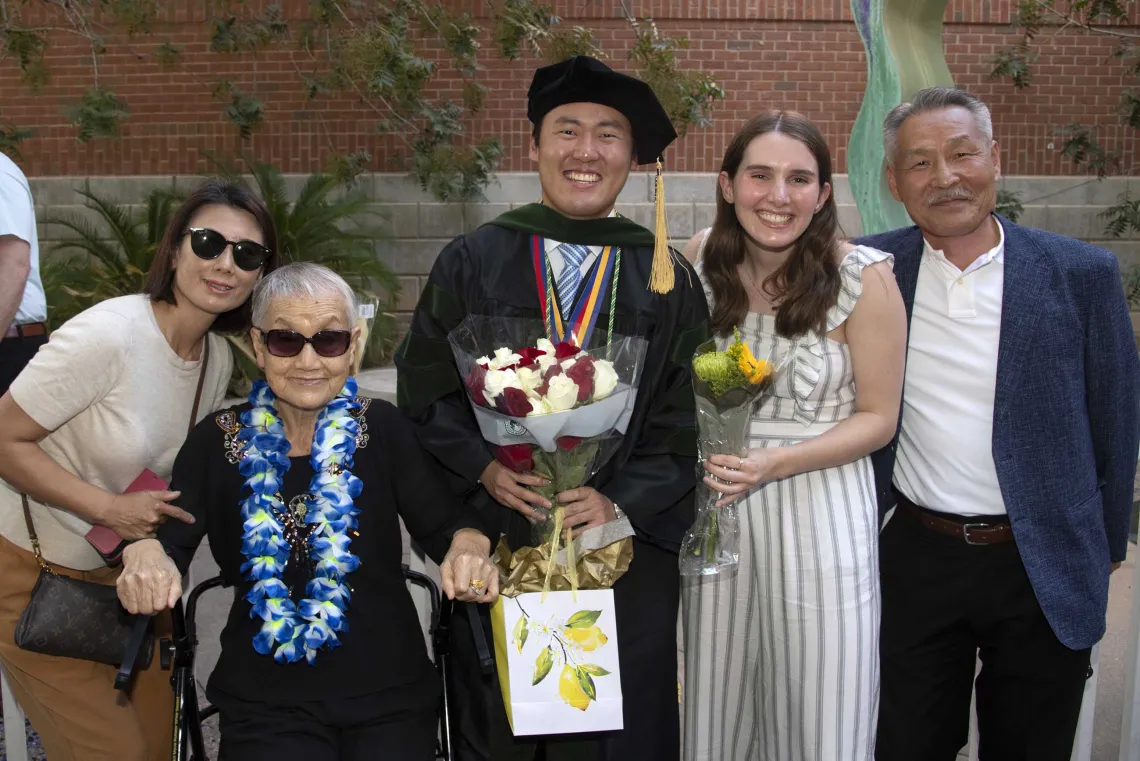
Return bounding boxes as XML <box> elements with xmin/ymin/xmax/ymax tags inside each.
<box><xmin>251</xmin><ymin>262</ymin><xmax>358</xmax><ymax>328</ymax></box>
<box><xmin>883</xmin><ymin>87</ymin><xmax>994</xmax><ymax>164</ymax></box>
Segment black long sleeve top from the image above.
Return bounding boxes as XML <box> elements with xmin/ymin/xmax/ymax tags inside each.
<box><xmin>157</xmin><ymin>397</ymin><xmax>484</xmax><ymax>703</ymax></box>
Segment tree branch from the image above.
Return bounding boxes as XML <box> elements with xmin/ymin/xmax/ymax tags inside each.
<box><xmin>0</xmin><ymin>23</ymin><xmax>100</xmax><ymax>39</ymax></box>
<box><xmin>1041</xmin><ymin>4</ymin><xmax>1140</xmax><ymax>40</ymax></box>
<box><xmin>330</xmin><ymin>0</ymin><xmax>353</xmax><ymax>26</ymax></box>
<box><xmin>1046</xmin><ymin>18</ymin><xmax>1077</xmax><ymax>43</ymax></box>
<box><xmin>286</xmin><ymin>48</ymin><xmax>338</xmax><ymax>155</ymax></box>
<box><xmin>345</xmin><ymin>78</ymin><xmax>418</xmax><ymax>143</ymax></box>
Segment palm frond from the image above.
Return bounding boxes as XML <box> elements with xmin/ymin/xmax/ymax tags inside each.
<box><xmin>144</xmin><ymin>188</ymin><xmax>183</xmax><ymax>248</ymax></box>
<box><xmin>294</xmin><ymin>173</ymin><xmax>341</xmax><ymax>212</ymax></box>
<box><xmin>248</xmin><ymin>160</ymin><xmax>291</xmax><ymax>220</ymax></box>
<box><xmin>46</xmin><ymin>214</ymin><xmax>132</xmax><ymax>274</ymax></box>
<box><xmin>73</xmin><ymin>185</ymin><xmax>147</xmax><ymax>262</ymax></box>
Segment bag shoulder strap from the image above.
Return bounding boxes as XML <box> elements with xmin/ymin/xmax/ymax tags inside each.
<box><xmin>189</xmin><ymin>337</ymin><xmax>211</xmax><ymax>436</ymax></box>
<box><xmin>21</xmin><ymin>494</ymin><xmax>50</xmax><ymax>572</ymax></box>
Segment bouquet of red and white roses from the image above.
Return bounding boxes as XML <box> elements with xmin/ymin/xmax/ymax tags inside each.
<box><xmin>449</xmin><ymin>316</ymin><xmax>647</xmax><ymax>581</ymax></box>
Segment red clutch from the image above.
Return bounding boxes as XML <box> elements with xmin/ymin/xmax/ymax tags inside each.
<box><xmin>85</xmin><ymin>469</ymin><xmax>167</xmax><ymax>565</ymax></box>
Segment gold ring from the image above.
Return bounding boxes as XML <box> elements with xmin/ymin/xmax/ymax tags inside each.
<box><xmin>469</xmin><ymin>579</ymin><xmax>487</xmax><ymax>594</ymax></box>
<box><xmin>738</xmin><ymin>456</ymin><xmax>744</xmax><ymax>469</ymax></box>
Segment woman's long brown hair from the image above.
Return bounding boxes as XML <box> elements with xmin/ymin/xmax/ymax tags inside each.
<box><xmin>703</xmin><ymin>110</ymin><xmax>841</xmax><ymax>338</ymax></box>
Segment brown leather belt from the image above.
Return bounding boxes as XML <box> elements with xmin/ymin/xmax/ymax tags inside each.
<box><xmin>3</xmin><ymin>322</ymin><xmax>46</xmax><ymax>339</ymax></box>
<box><xmin>896</xmin><ymin>494</ymin><xmax>1014</xmax><ymax>545</ymax></box>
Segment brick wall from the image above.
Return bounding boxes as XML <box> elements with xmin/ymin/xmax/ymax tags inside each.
<box><xmin>1</xmin><ymin>1</ymin><xmax>1136</xmax><ymax>177</ymax></box>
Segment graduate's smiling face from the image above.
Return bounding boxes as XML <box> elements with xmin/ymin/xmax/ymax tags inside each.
<box><xmin>530</xmin><ymin>102</ymin><xmax>637</xmax><ymax>220</ymax></box>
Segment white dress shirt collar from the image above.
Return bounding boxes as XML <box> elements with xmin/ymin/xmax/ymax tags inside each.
<box><xmin>921</xmin><ymin>216</ymin><xmax>1005</xmax><ymax>276</ymax></box>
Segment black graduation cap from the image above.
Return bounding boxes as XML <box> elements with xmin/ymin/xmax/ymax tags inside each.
<box><xmin>527</xmin><ymin>56</ymin><xmax>677</xmax><ymax>166</ymax></box>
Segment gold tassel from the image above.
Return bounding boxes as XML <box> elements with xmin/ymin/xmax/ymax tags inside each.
<box><xmin>565</xmin><ymin>524</ymin><xmax>579</xmax><ymax>602</ymax></box>
<box><xmin>541</xmin><ymin>506</ymin><xmax>565</xmax><ymax>603</ymax></box>
<box><xmin>648</xmin><ymin>157</ymin><xmax>675</xmax><ymax>295</ymax></box>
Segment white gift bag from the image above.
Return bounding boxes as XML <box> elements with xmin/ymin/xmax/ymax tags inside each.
<box><xmin>490</xmin><ymin>590</ymin><xmax>623</xmax><ymax>736</ymax></box>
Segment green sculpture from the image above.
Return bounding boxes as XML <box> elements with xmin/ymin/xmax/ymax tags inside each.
<box><xmin>849</xmin><ymin>0</ymin><xmax>955</xmax><ymax>234</ymax></box>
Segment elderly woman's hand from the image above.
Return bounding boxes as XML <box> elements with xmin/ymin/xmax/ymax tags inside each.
<box><xmin>440</xmin><ymin>529</ymin><xmax>498</xmax><ymax>604</ymax></box>
<box><xmin>116</xmin><ymin>538</ymin><xmax>182</xmax><ymax>615</ymax></box>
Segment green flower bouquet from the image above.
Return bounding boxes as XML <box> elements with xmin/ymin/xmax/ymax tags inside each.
<box><xmin>680</xmin><ymin>328</ymin><xmax>785</xmax><ymax>576</ymax></box>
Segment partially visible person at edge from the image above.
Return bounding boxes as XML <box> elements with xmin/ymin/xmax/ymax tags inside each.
<box><xmin>394</xmin><ymin>55</ymin><xmax>711</xmax><ymax>761</ymax></box>
<box><xmin>0</xmin><ymin>178</ymin><xmax>279</xmax><ymax>761</ymax></box>
<box><xmin>117</xmin><ymin>262</ymin><xmax>499</xmax><ymax>761</ymax></box>
<box><xmin>0</xmin><ymin>151</ymin><xmax>47</xmax><ymax>394</ymax></box>
<box><xmin>856</xmin><ymin>86</ymin><xmax>1140</xmax><ymax>761</ymax></box>
<box><xmin>679</xmin><ymin>110</ymin><xmax>905</xmax><ymax>761</ymax></box>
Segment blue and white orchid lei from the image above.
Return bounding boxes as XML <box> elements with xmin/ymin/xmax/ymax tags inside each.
<box><xmin>236</xmin><ymin>377</ymin><xmax>363</xmax><ymax>665</ymax></box>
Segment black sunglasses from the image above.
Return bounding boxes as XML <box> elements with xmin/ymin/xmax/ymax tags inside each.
<box><xmin>187</xmin><ymin>228</ymin><xmax>272</xmax><ymax>272</ymax></box>
<box><xmin>259</xmin><ymin>329</ymin><xmax>353</xmax><ymax>358</ymax></box>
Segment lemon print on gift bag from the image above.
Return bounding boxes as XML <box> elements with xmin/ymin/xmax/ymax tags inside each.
<box><xmin>520</xmin><ymin>608</ymin><xmax>613</xmax><ymax>712</ymax></box>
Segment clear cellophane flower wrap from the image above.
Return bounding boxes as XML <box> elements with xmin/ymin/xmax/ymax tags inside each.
<box><xmin>679</xmin><ymin>329</ymin><xmax>789</xmax><ymax>577</ymax></box>
<box><xmin>448</xmin><ymin>315</ymin><xmax>649</xmax><ymax>597</ymax></box>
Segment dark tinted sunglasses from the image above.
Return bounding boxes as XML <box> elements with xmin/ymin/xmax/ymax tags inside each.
<box><xmin>260</xmin><ymin>329</ymin><xmax>353</xmax><ymax>358</ymax></box>
<box><xmin>187</xmin><ymin>227</ymin><xmax>272</xmax><ymax>272</ymax></box>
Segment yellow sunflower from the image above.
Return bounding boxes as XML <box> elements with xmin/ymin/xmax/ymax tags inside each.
<box><xmin>736</xmin><ymin>343</ymin><xmax>770</xmax><ymax>384</ymax></box>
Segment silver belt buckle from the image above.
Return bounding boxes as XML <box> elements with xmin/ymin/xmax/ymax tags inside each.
<box><xmin>962</xmin><ymin>522</ymin><xmax>990</xmax><ymax>545</ymax></box>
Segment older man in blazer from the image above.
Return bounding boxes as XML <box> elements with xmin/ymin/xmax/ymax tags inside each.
<box><xmin>858</xmin><ymin>86</ymin><xmax>1140</xmax><ymax>761</ymax></box>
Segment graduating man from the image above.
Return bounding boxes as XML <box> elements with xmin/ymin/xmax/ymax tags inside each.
<box><xmin>395</xmin><ymin>56</ymin><xmax>710</xmax><ymax>761</ymax></box>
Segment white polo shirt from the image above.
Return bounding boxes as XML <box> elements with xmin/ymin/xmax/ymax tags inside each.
<box><xmin>894</xmin><ymin>220</ymin><xmax>1007</xmax><ymax>516</ymax></box>
<box><xmin>0</xmin><ymin>152</ymin><xmax>46</xmax><ymax>325</ymax></box>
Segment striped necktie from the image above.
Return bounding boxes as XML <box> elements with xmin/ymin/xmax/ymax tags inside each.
<box><xmin>555</xmin><ymin>242</ymin><xmax>590</xmax><ymax>315</ymax></box>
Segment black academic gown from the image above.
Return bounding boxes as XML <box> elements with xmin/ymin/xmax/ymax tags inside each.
<box><xmin>395</xmin><ymin>205</ymin><xmax>711</xmax><ymax>761</ymax></box>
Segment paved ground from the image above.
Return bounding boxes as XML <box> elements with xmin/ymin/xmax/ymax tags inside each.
<box><xmin>1088</xmin><ymin>542</ymin><xmax>1136</xmax><ymax>761</ymax></box>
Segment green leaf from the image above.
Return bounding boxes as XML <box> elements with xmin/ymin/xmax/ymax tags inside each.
<box><xmin>156</xmin><ymin>42</ymin><xmax>183</xmax><ymax>69</ymax></box>
<box><xmin>989</xmin><ymin>46</ymin><xmax>1037</xmax><ymax>89</ymax></box>
<box><xmin>995</xmin><ymin>189</ymin><xmax>1024</xmax><ymax>223</ymax></box>
<box><xmin>209</xmin><ymin>3</ymin><xmax>288</xmax><ymax>55</ymax></box>
<box><xmin>1101</xmin><ymin>192</ymin><xmax>1140</xmax><ymax>239</ymax></box>
<box><xmin>579</xmin><ymin>664</ymin><xmax>610</xmax><ymax>676</ymax></box>
<box><xmin>565</xmin><ymin>610</ymin><xmax>602</xmax><ymax>629</ymax></box>
<box><xmin>0</xmin><ymin>122</ymin><xmax>34</xmax><ymax>159</ymax></box>
<box><xmin>513</xmin><ymin>616</ymin><xmax>528</xmax><ymax>654</ymax></box>
<box><xmin>2</xmin><ymin>28</ymin><xmax>50</xmax><ymax>91</ymax></box>
<box><xmin>532</xmin><ymin>646</ymin><xmax>554</xmax><ymax>685</ymax></box>
<box><xmin>65</xmin><ymin>87</ymin><xmax>129</xmax><ymax>143</ymax></box>
<box><xmin>575</xmin><ymin>666</ymin><xmax>597</xmax><ymax>701</ymax></box>
<box><xmin>112</xmin><ymin>0</ymin><xmax>160</xmax><ymax>35</ymax></box>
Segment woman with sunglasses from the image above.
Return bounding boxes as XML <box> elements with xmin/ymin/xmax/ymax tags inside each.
<box><xmin>0</xmin><ymin>178</ymin><xmax>278</xmax><ymax>761</ymax></box>
<box><xmin>115</xmin><ymin>262</ymin><xmax>498</xmax><ymax>761</ymax></box>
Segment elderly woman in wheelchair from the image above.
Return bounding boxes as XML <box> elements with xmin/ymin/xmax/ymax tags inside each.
<box><xmin>117</xmin><ymin>262</ymin><xmax>497</xmax><ymax>761</ymax></box>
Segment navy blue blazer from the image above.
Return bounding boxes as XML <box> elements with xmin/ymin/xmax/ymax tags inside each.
<box><xmin>859</xmin><ymin>216</ymin><xmax>1140</xmax><ymax>650</ymax></box>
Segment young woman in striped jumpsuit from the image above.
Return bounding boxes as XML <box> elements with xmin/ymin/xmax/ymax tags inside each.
<box><xmin>681</xmin><ymin>110</ymin><xmax>906</xmax><ymax>761</ymax></box>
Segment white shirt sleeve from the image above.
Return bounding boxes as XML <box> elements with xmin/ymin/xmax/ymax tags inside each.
<box><xmin>9</xmin><ymin>307</ymin><xmax>131</xmax><ymax>431</ymax></box>
<box><xmin>0</xmin><ymin>171</ymin><xmax>34</xmax><ymax>245</ymax></box>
